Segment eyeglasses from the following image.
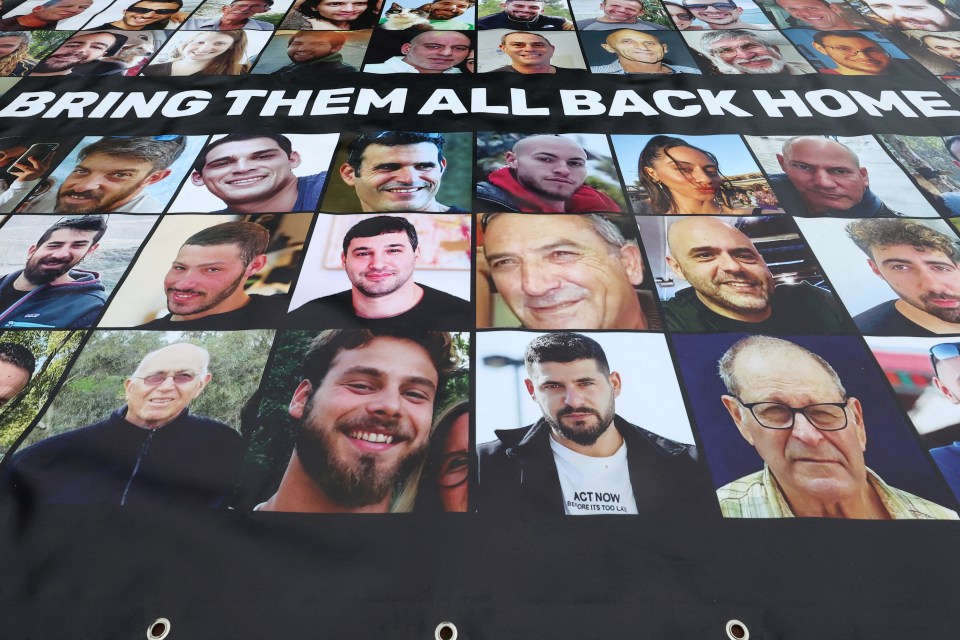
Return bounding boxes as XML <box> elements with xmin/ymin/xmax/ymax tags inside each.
<box><xmin>731</xmin><ymin>396</ymin><xmax>849</xmax><ymax>431</ymax></box>
<box><xmin>134</xmin><ymin>372</ymin><xmax>199</xmax><ymax>387</ymax></box>
<box><xmin>685</xmin><ymin>3</ymin><xmax>737</xmax><ymax>10</ymax></box>
<box><xmin>126</xmin><ymin>6</ymin><xmax>179</xmax><ymax>13</ymax></box>
<box><xmin>822</xmin><ymin>44</ymin><xmax>889</xmax><ymax>57</ymax></box>
<box><xmin>931</xmin><ymin>343</ymin><xmax>960</xmax><ymax>374</ymax></box>
<box><xmin>433</xmin><ymin>450</ymin><xmax>469</xmax><ymax>488</ymax></box>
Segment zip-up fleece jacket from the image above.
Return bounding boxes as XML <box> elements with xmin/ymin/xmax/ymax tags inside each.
<box><xmin>476</xmin><ymin>415</ymin><xmax>719</xmax><ymax>516</ymax></box>
<box><xmin>476</xmin><ymin>167</ymin><xmax>623</xmax><ymax>213</ymax></box>
<box><xmin>0</xmin><ymin>269</ymin><xmax>107</xmax><ymax>328</ymax></box>
<box><xmin>4</xmin><ymin>407</ymin><xmax>242</xmax><ymax>509</ymax></box>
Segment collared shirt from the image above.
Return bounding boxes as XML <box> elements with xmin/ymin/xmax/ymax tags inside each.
<box><xmin>717</xmin><ymin>465</ymin><xmax>959</xmax><ymax>519</ymax></box>
<box><xmin>363</xmin><ymin>55</ymin><xmax>462</xmax><ymax>74</ymax></box>
<box><xmin>590</xmin><ymin>59</ymin><xmax>700</xmax><ymax>74</ymax></box>
<box><xmin>179</xmin><ymin>16</ymin><xmax>274</xmax><ymax>30</ymax></box>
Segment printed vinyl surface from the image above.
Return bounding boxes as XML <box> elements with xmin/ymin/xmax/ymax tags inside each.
<box><xmin>2</xmin><ymin>0</ymin><xmax>960</xmax><ymax>637</ymax></box>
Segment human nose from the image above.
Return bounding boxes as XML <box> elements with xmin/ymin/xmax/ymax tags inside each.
<box><xmin>520</xmin><ymin>263</ymin><xmax>558</xmax><ymax>296</ymax></box>
<box><xmin>367</xmin><ymin>387</ymin><xmax>402</xmax><ymax>417</ymax></box>
<box><xmin>811</xmin><ymin>169</ymin><xmax>836</xmax><ymax>188</ymax></box>
<box><xmin>563</xmin><ymin>386</ymin><xmax>585</xmax><ymax>407</ymax></box>
<box><xmin>393</xmin><ymin>165</ymin><xmax>417</xmax><ymax>183</ymax></box>
<box><xmin>70</xmin><ymin>173</ymin><xmax>102</xmax><ymax>192</ymax></box>
<box><xmin>155</xmin><ymin>375</ymin><xmax>178</xmax><ymax>391</ymax></box>
<box><xmin>715</xmin><ymin>251</ymin><xmax>741</xmax><ymax>273</ymax></box>
<box><xmin>789</xmin><ymin>411</ymin><xmax>825</xmax><ymax>444</ymax></box>
<box><xmin>691</xmin><ymin>166</ymin><xmax>714</xmax><ymax>184</ymax></box>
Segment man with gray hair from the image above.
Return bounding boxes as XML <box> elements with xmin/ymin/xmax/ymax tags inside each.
<box><xmin>699</xmin><ymin>29</ymin><xmax>813</xmax><ymax>74</ymax></box>
<box><xmin>715</xmin><ymin>335</ymin><xmax>958</xmax><ymax>519</ymax></box>
<box><xmin>11</xmin><ymin>135</ymin><xmax>186</xmax><ymax>214</ymax></box>
<box><xmin>3</xmin><ymin>343</ymin><xmax>242</xmax><ymax>507</ymax></box>
<box><xmin>480</xmin><ymin>213</ymin><xmax>657</xmax><ymax>330</ymax></box>
<box><xmin>769</xmin><ymin>135</ymin><xmax>903</xmax><ymax>217</ymax></box>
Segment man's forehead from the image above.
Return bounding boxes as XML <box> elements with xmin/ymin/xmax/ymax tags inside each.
<box><xmin>42</xmin><ymin>227</ymin><xmax>97</xmax><ymax>245</ymax></box>
<box><xmin>138</xmin><ymin>345</ymin><xmax>205</xmax><ymax>372</ymax></box>
<box><xmin>346</xmin><ymin>230</ymin><xmax>412</xmax><ymax>251</ymax></box>
<box><xmin>735</xmin><ymin>346</ymin><xmax>836</xmax><ymax>386</ymax></box>
<box><xmin>785</xmin><ymin>138</ymin><xmax>858</xmax><ymax>164</ymax></box>
<box><xmin>874</xmin><ymin>243</ymin><xmax>954</xmax><ymax>262</ymax></box>
<box><xmin>714</xmin><ymin>36</ymin><xmax>764</xmax><ymax>48</ymax></box>
<box><xmin>328</xmin><ymin>337</ymin><xmax>439</xmax><ymax>380</ymax></box>
<box><xmin>610</xmin><ymin>32</ymin><xmax>660</xmax><ymax>44</ymax></box>
<box><xmin>211</xmin><ymin>138</ymin><xmax>285</xmax><ymax>157</ymax></box>
<box><xmin>67</xmin><ymin>34</ymin><xmax>116</xmax><ymax>46</ymax></box>
<box><xmin>177</xmin><ymin>242</ymin><xmax>245</xmax><ymax>262</ymax></box>
<box><xmin>518</xmin><ymin>137</ymin><xmax>587</xmax><ymax>159</ymax></box>
<box><xmin>530</xmin><ymin>358</ymin><xmax>604</xmax><ymax>378</ymax></box>
<box><xmin>412</xmin><ymin>33</ymin><xmax>471</xmax><ymax>46</ymax></box>
<box><xmin>505</xmin><ymin>34</ymin><xmax>550</xmax><ymax>44</ymax></box>
<box><xmin>362</xmin><ymin>142</ymin><xmax>439</xmax><ymax>163</ymax></box>
<box><xmin>823</xmin><ymin>36</ymin><xmax>875</xmax><ymax>49</ymax></box>
<box><xmin>925</xmin><ymin>36</ymin><xmax>960</xmax><ymax>46</ymax></box>
<box><xmin>81</xmin><ymin>152</ymin><xmax>153</xmax><ymax>171</ymax></box>
<box><xmin>488</xmin><ymin>214</ymin><xmax>600</xmax><ymax>245</ymax></box>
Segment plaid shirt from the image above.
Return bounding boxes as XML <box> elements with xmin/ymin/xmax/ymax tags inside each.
<box><xmin>717</xmin><ymin>465</ymin><xmax>958</xmax><ymax>520</ymax></box>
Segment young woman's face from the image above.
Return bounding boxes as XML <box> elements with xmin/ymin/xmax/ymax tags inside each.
<box><xmin>0</xmin><ymin>36</ymin><xmax>25</xmax><ymax>58</ymax></box>
<box><xmin>317</xmin><ymin>0</ymin><xmax>368</xmax><ymax>21</ymax></box>
<box><xmin>183</xmin><ymin>34</ymin><xmax>235</xmax><ymax>61</ymax></box>
<box><xmin>647</xmin><ymin>146</ymin><xmax>722</xmax><ymax>199</ymax></box>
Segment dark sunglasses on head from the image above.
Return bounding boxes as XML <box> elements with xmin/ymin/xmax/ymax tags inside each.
<box><xmin>126</xmin><ymin>5</ymin><xmax>179</xmax><ymax>13</ymax></box>
<box><xmin>931</xmin><ymin>343</ymin><xmax>960</xmax><ymax>372</ymax></box>
<box><xmin>685</xmin><ymin>2</ymin><xmax>737</xmax><ymax>8</ymax></box>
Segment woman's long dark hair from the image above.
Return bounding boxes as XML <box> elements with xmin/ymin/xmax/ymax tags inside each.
<box><xmin>637</xmin><ymin>135</ymin><xmax>738</xmax><ymax>214</ymax></box>
<box><xmin>296</xmin><ymin>0</ymin><xmax>377</xmax><ymax>29</ymax></box>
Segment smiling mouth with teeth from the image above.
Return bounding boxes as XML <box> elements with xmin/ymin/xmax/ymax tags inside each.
<box><xmin>348</xmin><ymin>430</ymin><xmax>395</xmax><ymax>444</ymax></box>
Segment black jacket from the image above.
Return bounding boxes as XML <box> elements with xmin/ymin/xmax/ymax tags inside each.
<box><xmin>476</xmin><ymin>415</ymin><xmax>718</xmax><ymax>516</ymax></box>
<box><xmin>4</xmin><ymin>407</ymin><xmax>242</xmax><ymax>509</ymax></box>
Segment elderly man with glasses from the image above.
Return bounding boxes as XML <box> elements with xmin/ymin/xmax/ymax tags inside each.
<box><xmin>715</xmin><ymin>335</ymin><xmax>957</xmax><ymax>519</ymax></box>
<box><xmin>3</xmin><ymin>343</ymin><xmax>242</xmax><ymax>508</ymax></box>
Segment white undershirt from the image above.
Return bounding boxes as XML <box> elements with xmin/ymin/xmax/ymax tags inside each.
<box><xmin>550</xmin><ymin>436</ymin><xmax>638</xmax><ymax>515</ymax></box>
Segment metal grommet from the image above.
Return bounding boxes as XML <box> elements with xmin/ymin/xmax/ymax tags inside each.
<box><xmin>147</xmin><ymin>617</ymin><xmax>171</xmax><ymax>640</ymax></box>
<box><xmin>435</xmin><ymin>621</ymin><xmax>458</xmax><ymax>640</ymax></box>
<box><xmin>726</xmin><ymin>619</ymin><xmax>749</xmax><ymax>640</ymax></box>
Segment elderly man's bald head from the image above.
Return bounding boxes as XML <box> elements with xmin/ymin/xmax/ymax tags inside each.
<box><xmin>133</xmin><ymin>343</ymin><xmax>211</xmax><ymax>378</ymax></box>
<box><xmin>781</xmin><ymin>136</ymin><xmax>860</xmax><ymax>167</ymax></box>
<box><xmin>718</xmin><ymin>335</ymin><xmax>845</xmax><ymax>397</ymax></box>
<box><xmin>776</xmin><ymin>136</ymin><xmax>869</xmax><ymax>214</ymax></box>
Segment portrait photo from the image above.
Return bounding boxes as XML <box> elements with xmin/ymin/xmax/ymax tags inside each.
<box><xmin>0</xmin><ymin>135</ymin><xmax>77</xmax><ymax>214</ymax></box>
<box><xmin>876</xmin><ymin>134</ymin><xmax>960</xmax><ymax>218</ymax></box>
<box><xmin>180</xmin><ymin>0</ymin><xmax>295</xmax><ymax>30</ymax></box>
<box><xmin>475</xmin><ymin>131</ymin><xmax>626</xmax><ymax>213</ymax></box>
<box><xmin>754</xmin><ymin>0</ymin><xmax>871</xmax><ymax>30</ymax></box>
<box><xmin>671</xmin><ymin>332</ymin><xmax>958</xmax><ymax>518</ymax></box>
<box><xmin>249</xmin><ymin>28</ymin><xmax>370</xmax><ymax>74</ymax></box>
<box><xmin>320</xmin><ymin>131</ymin><xmax>472</xmax><ymax>213</ymax></box>
<box><xmin>98</xmin><ymin>213</ymin><xmax>312</xmax><ymax>328</ymax></box>
<box><xmin>0</xmin><ymin>214</ymin><xmax>158</xmax><ymax>328</ymax></box>
<box><xmin>234</xmin><ymin>328</ymin><xmax>470</xmax><ymax>513</ymax></box>
<box><xmin>77</xmin><ymin>0</ymin><xmax>202</xmax><ymax>31</ymax></box>
<box><xmin>745</xmin><ymin>134</ymin><xmax>940</xmax><ymax>217</ymax></box>
<box><xmin>140</xmin><ymin>28</ymin><xmax>272</xmax><ymax>76</ymax></box>
<box><xmin>612</xmin><ymin>133</ymin><xmax>779</xmax><ymax>216</ymax></box>
<box><xmin>168</xmin><ymin>132</ymin><xmax>338</xmax><ymax>214</ymax></box>
<box><xmin>667</xmin><ymin>0</ymin><xmax>776</xmax><ymax>30</ymax></box>
<box><xmin>783</xmin><ymin>28</ymin><xmax>919</xmax><ymax>77</ymax></box>
<box><xmin>0</xmin><ymin>0</ymin><xmax>110</xmax><ymax>32</ymax></box>
<box><xmin>377</xmin><ymin>0</ymin><xmax>477</xmax><ymax>29</ymax></box>
<box><xmin>571</xmin><ymin>0</ymin><xmax>673</xmax><ymax>30</ymax></box>
<box><xmin>635</xmin><ymin>214</ymin><xmax>855</xmax><ymax>333</ymax></box>
<box><xmin>476</xmin><ymin>29</ymin><xmax>586</xmax><ymax>74</ymax></box>
<box><xmin>360</xmin><ymin>27</ymin><xmax>473</xmax><ymax>73</ymax></box>
<box><xmin>13</xmin><ymin>135</ymin><xmax>205</xmax><ymax>215</ymax></box>
<box><xmin>0</xmin><ymin>30</ymin><xmax>72</xmax><ymax>77</ymax></box>
<box><xmin>682</xmin><ymin>28</ymin><xmax>816</xmax><ymax>74</ymax></box>
<box><xmin>795</xmin><ymin>216</ymin><xmax>960</xmax><ymax>336</ymax></box>
<box><xmin>582</xmin><ymin>29</ymin><xmax>702</xmax><ymax>75</ymax></box>
<box><xmin>5</xmin><ymin>329</ymin><xmax>276</xmax><ymax>508</ymax></box>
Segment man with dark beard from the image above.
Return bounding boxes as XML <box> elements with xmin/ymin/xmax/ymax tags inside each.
<box><xmin>662</xmin><ymin>217</ymin><xmax>852</xmax><ymax>332</ymax></box>
<box><xmin>846</xmin><ymin>219</ymin><xmax>960</xmax><ymax>335</ymax></box>
<box><xmin>13</xmin><ymin>135</ymin><xmax>185</xmax><ymax>214</ymax></box>
<box><xmin>475</xmin><ymin>332</ymin><xmax>714</xmax><ymax>515</ymax></box>
<box><xmin>137</xmin><ymin>221</ymin><xmax>291</xmax><ymax>329</ymax></box>
<box><xmin>0</xmin><ymin>215</ymin><xmax>107</xmax><ymax>328</ymax></box>
<box><xmin>286</xmin><ymin>215</ymin><xmax>471</xmax><ymax>328</ymax></box>
<box><xmin>256</xmin><ymin>329</ymin><xmax>459</xmax><ymax>513</ymax></box>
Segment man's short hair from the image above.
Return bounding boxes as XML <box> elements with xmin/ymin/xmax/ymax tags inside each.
<box><xmin>500</xmin><ymin>31</ymin><xmax>551</xmax><ymax>46</ymax></box>
<box><xmin>717</xmin><ymin>335</ymin><xmax>846</xmax><ymax>398</ymax></box>
<box><xmin>36</xmin><ymin>215</ymin><xmax>108</xmax><ymax>246</ymax></box>
<box><xmin>78</xmin><ymin>135</ymin><xmax>186</xmax><ymax>174</ymax></box>
<box><xmin>128</xmin><ymin>0</ymin><xmax>183</xmax><ymax>7</ymax></box>
<box><xmin>300</xmin><ymin>329</ymin><xmax>459</xmax><ymax>389</ymax></box>
<box><xmin>523</xmin><ymin>332</ymin><xmax>610</xmax><ymax>375</ymax></box>
<box><xmin>341</xmin><ymin>216</ymin><xmax>419</xmax><ymax>254</ymax></box>
<box><xmin>812</xmin><ymin>30</ymin><xmax>876</xmax><ymax>47</ymax></box>
<box><xmin>193</xmin><ymin>133</ymin><xmax>293</xmax><ymax>174</ymax></box>
<box><xmin>699</xmin><ymin>29</ymin><xmax>771</xmax><ymax>53</ymax></box>
<box><xmin>183</xmin><ymin>221</ymin><xmax>270</xmax><ymax>266</ymax></box>
<box><xmin>346</xmin><ymin>132</ymin><xmax>445</xmax><ymax>173</ymax></box>
<box><xmin>944</xmin><ymin>135</ymin><xmax>960</xmax><ymax>161</ymax></box>
<box><xmin>0</xmin><ymin>342</ymin><xmax>36</xmax><ymax>379</ymax></box>
<box><xmin>845</xmin><ymin>219</ymin><xmax>960</xmax><ymax>262</ymax></box>
<box><xmin>68</xmin><ymin>32</ymin><xmax>128</xmax><ymax>57</ymax></box>
<box><xmin>482</xmin><ymin>213</ymin><xmax>636</xmax><ymax>255</ymax></box>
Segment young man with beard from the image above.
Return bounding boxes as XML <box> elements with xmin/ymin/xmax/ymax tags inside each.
<box><xmin>12</xmin><ymin>135</ymin><xmax>184</xmax><ymax>214</ymax></box>
<box><xmin>287</xmin><ymin>216</ymin><xmax>471</xmax><ymax>328</ymax></box>
<box><xmin>26</xmin><ymin>31</ymin><xmax>127</xmax><ymax>77</ymax></box>
<box><xmin>476</xmin><ymin>332</ymin><xmax>715</xmax><ymax>515</ymax></box>
<box><xmin>475</xmin><ymin>134</ymin><xmax>622</xmax><ymax>213</ymax></box>
<box><xmin>0</xmin><ymin>215</ymin><xmax>107</xmax><ymax>328</ymax></box>
<box><xmin>846</xmin><ymin>218</ymin><xmax>960</xmax><ymax>335</ymax></box>
<box><xmin>256</xmin><ymin>329</ymin><xmax>459</xmax><ymax>513</ymax></box>
<box><xmin>137</xmin><ymin>221</ymin><xmax>291</xmax><ymax>329</ymax></box>
<box><xmin>663</xmin><ymin>217</ymin><xmax>852</xmax><ymax>332</ymax></box>
<box><xmin>863</xmin><ymin>0</ymin><xmax>960</xmax><ymax>30</ymax></box>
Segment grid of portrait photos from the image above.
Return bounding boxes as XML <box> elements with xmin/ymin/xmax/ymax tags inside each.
<box><xmin>0</xmin><ymin>0</ymin><xmax>959</xmax><ymax>96</ymax></box>
<box><xmin>0</xmin><ymin>124</ymin><xmax>959</xmax><ymax>521</ymax></box>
